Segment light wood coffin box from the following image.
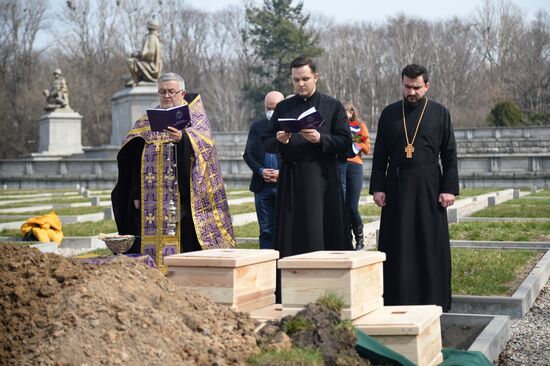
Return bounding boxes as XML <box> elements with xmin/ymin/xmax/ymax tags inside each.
<box><xmin>353</xmin><ymin>305</ymin><xmax>443</xmax><ymax>366</ymax></box>
<box><xmin>249</xmin><ymin>304</ymin><xmax>284</xmax><ymax>323</ymax></box>
<box><xmin>165</xmin><ymin>249</ymin><xmax>279</xmax><ymax>312</ymax></box>
<box><xmin>278</xmin><ymin>250</ymin><xmax>386</xmax><ymax>320</ymax></box>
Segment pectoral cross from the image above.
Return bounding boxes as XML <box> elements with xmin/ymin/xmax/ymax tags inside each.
<box><xmin>405</xmin><ymin>143</ymin><xmax>414</xmax><ymax>159</ymax></box>
<box><xmin>152</xmin><ymin>134</ymin><xmax>163</xmax><ymax>152</ymax></box>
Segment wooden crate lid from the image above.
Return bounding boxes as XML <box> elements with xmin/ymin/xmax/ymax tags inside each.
<box><xmin>352</xmin><ymin>305</ymin><xmax>442</xmax><ymax>335</ymax></box>
<box><xmin>278</xmin><ymin>250</ymin><xmax>386</xmax><ymax>269</ymax></box>
<box><xmin>164</xmin><ymin>248</ymin><xmax>279</xmax><ymax>267</ymax></box>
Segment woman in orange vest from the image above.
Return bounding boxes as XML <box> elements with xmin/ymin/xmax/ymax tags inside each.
<box><xmin>338</xmin><ymin>100</ymin><xmax>371</xmax><ymax>250</ymax></box>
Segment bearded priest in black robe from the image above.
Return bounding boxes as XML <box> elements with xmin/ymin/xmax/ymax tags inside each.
<box><xmin>263</xmin><ymin>57</ymin><xmax>353</xmax><ymax>259</ymax></box>
<box><xmin>369</xmin><ymin>64</ymin><xmax>459</xmax><ymax>312</ymax></box>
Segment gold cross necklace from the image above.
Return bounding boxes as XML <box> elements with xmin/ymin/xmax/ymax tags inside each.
<box><xmin>402</xmin><ymin>97</ymin><xmax>428</xmax><ymax>158</ymax></box>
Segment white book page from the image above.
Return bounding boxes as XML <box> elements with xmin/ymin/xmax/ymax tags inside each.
<box><xmin>298</xmin><ymin>107</ymin><xmax>317</xmax><ymax>120</ymax></box>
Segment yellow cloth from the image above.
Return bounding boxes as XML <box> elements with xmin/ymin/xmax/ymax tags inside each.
<box><xmin>20</xmin><ymin>211</ymin><xmax>64</xmax><ymax>244</ymax></box>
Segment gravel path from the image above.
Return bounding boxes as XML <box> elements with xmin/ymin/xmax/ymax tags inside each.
<box><xmin>498</xmin><ymin>280</ymin><xmax>550</xmax><ymax>365</ymax></box>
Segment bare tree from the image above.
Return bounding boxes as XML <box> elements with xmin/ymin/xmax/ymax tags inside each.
<box><xmin>57</xmin><ymin>0</ymin><xmax>127</xmax><ymax>147</ymax></box>
<box><xmin>509</xmin><ymin>11</ymin><xmax>550</xmax><ymax>119</ymax></box>
<box><xmin>201</xmin><ymin>7</ymin><xmax>253</xmax><ymax>131</ymax></box>
<box><xmin>0</xmin><ymin>0</ymin><xmax>48</xmax><ymax>158</ymax></box>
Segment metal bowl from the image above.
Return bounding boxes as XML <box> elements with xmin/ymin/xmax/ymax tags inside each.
<box><xmin>100</xmin><ymin>235</ymin><xmax>135</xmax><ymax>255</ymax></box>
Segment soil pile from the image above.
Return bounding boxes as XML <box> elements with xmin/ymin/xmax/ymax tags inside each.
<box><xmin>257</xmin><ymin>302</ymin><xmax>371</xmax><ymax>366</ymax></box>
<box><xmin>0</xmin><ymin>245</ymin><xmax>259</xmax><ymax>365</ymax></box>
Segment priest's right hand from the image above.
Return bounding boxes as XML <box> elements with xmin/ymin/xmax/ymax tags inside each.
<box><xmin>134</xmin><ymin>200</ymin><xmax>140</xmax><ymax>209</ymax></box>
<box><xmin>276</xmin><ymin>131</ymin><xmax>291</xmax><ymax>144</ymax></box>
<box><xmin>373</xmin><ymin>192</ymin><xmax>386</xmax><ymax>207</ymax></box>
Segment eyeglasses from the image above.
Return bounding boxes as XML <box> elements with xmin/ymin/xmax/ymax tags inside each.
<box><xmin>158</xmin><ymin>89</ymin><xmax>183</xmax><ymax>96</ymax></box>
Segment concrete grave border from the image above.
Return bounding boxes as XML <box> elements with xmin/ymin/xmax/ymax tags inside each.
<box><xmin>450</xmin><ymin>249</ymin><xmax>550</xmax><ymax>318</ymax></box>
<box><xmin>441</xmin><ymin>313</ymin><xmax>511</xmax><ymax>363</ymax></box>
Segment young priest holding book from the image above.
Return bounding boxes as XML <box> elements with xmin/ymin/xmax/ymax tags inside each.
<box><xmin>263</xmin><ymin>57</ymin><xmax>353</xmax><ymax>263</ymax></box>
<box><xmin>111</xmin><ymin>72</ymin><xmax>235</xmax><ymax>271</ymax></box>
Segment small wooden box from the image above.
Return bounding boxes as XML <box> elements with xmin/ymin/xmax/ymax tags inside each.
<box><xmin>165</xmin><ymin>248</ymin><xmax>279</xmax><ymax>312</ymax></box>
<box><xmin>278</xmin><ymin>250</ymin><xmax>386</xmax><ymax>320</ymax></box>
<box><xmin>353</xmin><ymin>305</ymin><xmax>443</xmax><ymax>366</ymax></box>
<box><xmin>249</xmin><ymin>304</ymin><xmax>284</xmax><ymax>322</ymax></box>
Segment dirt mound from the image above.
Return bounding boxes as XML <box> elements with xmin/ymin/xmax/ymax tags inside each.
<box><xmin>257</xmin><ymin>302</ymin><xmax>370</xmax><ymax>366</ymax></box>
<box><xmin>0</xmin><ymin>245</ymin><xmax>259</xmax><ymax>365</ymax></box>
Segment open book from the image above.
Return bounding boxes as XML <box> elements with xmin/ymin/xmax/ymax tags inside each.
<box><xmin>278</xmin><ymin>107</ymin><xmax>324</xmax><ymax>133</ymax></box>
<box><xmin>146</xmin><ymin>104</ymin><xmax>191</xmax><ymax>132</ymax></box>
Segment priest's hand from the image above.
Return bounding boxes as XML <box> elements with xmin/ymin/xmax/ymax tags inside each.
<box><xmin>134</xmin><ymin>200</ymin><xmax>140</xmax><ymax>209</ymax></box>
<box><xmin>300</xmin><ymin>129</ymin><xmax>320</xmax><ymax>144</ymax></box>
<box><xmin>165</xmin><ymin>126</ymin><xmax>182</xmax><ymax>143</ymax></box>
<box><xmin>439</xmin><ymin>193</ymin><xmax>455</xmax><ymax>208</ymax></box>
<box><xmin>373</xmin><ymin>192</ymin><xmax>386</xmax><ymax>207</ymax></box>
<box><xmin>277</xmin><ymin>131</ymin><xmax>292</xmax><ymax>144</ymax></box>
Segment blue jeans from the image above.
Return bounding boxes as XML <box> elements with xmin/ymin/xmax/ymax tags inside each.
<box><xmin>338</xmin><ymin>161</ymin><xmax>364</xmax><ymax>228</ymax></box>
<box><xmin>254</xmin><ymin>184</ymin><xmax>277</xmax><ymax>249</ymax></box>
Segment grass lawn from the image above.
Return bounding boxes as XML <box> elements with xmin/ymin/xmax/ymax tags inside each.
<box><xmin>229</xmin><ymin>202</ymin><xmax>256</xmax><ymax>215</ymax></box>
<box><xmin>226</xmin><ymin>189</ymin><xmax>253</xmax><ymax>198</ymax></box>
<box><xmin>450</xmin><ymin>221</ymin><xmax>550</xmax><ymax>241</ymax></box>
<box><xmin>470</xmin><ymin>203</ymin><xmax>550</xmax><ymax>218</ymax></box>
<box><xmin>0</xmin><ymin>198</ymin><xmax>95</xmax><ymax>208</ymax></box>
<box><xmin>505</xmin><ymin>198</ymin><xmax>550</xmax><ymax>205</ymax></box>
<box><xmin>0</xmin><ymin>206</ymin><xmax>105</xmax><ymax>216</ymax></box>
<box><xmin>0</xmin><ymin>241</ymin><xmax>33</xmax><ymax>246</ymax></box>
<box><xmin>452</xmin><ymin>248</ymin><xmax>543</xmax><ymax>296</ymax></box>
<box><xmin>0</xmin><ymin>218</ymin><xmax>27</xmax><ymax>223</ymax></box>
<box><xmin>0</xmin><ymin>189</ymin><xmax>75</xmax><ymax>196</ymax></box>
<box><xmin>235</xmin><ymin>241</ymin><xmax>260</xmax><ymax>249</ymax></box>
<box><xmin>233</xmin><ymin>222</ymin><xmax>259</xmax><ymax>238</ymax></box>
<box><xmin>530</xmin><ymin>190</ymin><xmax>550</xmax><ymax>197</ymax></box>
<box><xmin>358</xmin><ymin>204</ymin><xmax>382</xmax><ymax>216</ymax></box>
<box><xmin>1</xmin><ymin>220</ymin><xmax>117</xmax><ymax>238</ymax></box>
<box><xmin>458</xmin><ymin>188</ymin><xmax>500</xmax><ymax>197</ymax></box>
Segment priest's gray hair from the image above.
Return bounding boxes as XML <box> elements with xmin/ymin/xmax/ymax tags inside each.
<box><xmin>157</xmin><ymin>73</ymin><xmax>185</xmax><ymax>91</ymax></box>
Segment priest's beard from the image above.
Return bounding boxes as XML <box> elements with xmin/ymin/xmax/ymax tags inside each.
<box><xmin>403</xmin><ymin>95</ymin><xmax>424</xmax><ymax>108</ymax></box>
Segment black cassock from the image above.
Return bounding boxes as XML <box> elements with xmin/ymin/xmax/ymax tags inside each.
<box><xmin>263</xmin><ymin>91</ymin><xmax>353</xmax><ymax>259</ymax></box>
<box><xmin>369</xmin><ymin>97</ymin><xmax>459</xmax><ymax>311</ymax></box>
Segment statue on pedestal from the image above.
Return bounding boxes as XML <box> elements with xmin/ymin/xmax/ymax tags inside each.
<box><xmin>126</xmin><ymin>19</ymin><xmax>162</xmax><ymax>86</ymax></box>
<box><xmin>43</xmin><ymin>68</ymin><xmax>70</xmax><ymax>112</ymax></box>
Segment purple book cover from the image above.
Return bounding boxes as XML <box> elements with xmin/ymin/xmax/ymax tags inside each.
<box><xmin>147</xmin><ymin>104</ymin><xmax>191</xmax><ymax>132</ymax></box>
<box><xmin>278</xmin><ymin>107</ymin><xmax>324</xmax><ymax>133</ymax></box>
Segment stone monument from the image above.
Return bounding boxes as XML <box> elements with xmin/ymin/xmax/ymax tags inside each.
<box><xmin>38</xmin><ymin>69</ymin><xmax>83</xmax><ymax>155</ymax></box>
<box><xmin>110</xmin><ymin>19</ymin><xmax>161</xmax><ymax>146</ymax></box>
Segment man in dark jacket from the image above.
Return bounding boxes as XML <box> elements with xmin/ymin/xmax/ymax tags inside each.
<box><xmin>243</xmin><ymin>91</ymin><xmax>284</xmax><ymax>249</ymax></box>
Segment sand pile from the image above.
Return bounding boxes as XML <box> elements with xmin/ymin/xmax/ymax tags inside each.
<box><xmin>0</xmin><ymin>245</ymin><xmax>259</xmax><ymax>365</ymax></box>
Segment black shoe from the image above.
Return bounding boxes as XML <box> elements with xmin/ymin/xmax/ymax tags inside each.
<box><xmin>352</xmin><ymin>225</ymin><xmax>364</xmax><ymax>250</ymax></box>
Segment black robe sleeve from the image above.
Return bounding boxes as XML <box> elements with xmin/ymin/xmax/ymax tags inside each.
<box><xmin>111</xmin><ymin>138</ymin><xmax>144</xmax><ymax>253</ymax></box>
<box><xmin>319</xmin><ymin>97</ymin><xmax>352</xmax><ymax>155</ymax></box>
<box><xmin>369</xmin><ymin>108</ymin><xmax>390</xmax><ymax>194</ymax></box>
<box><xmin>262</xmin><ymin>106</ymin><xmax>282</xmax><ymax>154</ymax></box>
<box><xmin>439</xmin><ymin>109</ymin><xmax>459</xmax><ymax>195</ymax></box>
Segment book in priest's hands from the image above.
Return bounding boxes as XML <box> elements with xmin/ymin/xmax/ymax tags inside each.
<box><xmin>146</xmin><ymin>104</ymin><xmax>191</xmax><ymax>132</ymax></box>
<box><xmin>278</xmin><ymin>107</ymin><xmax>324</xmax><ymax>133</ymax></box>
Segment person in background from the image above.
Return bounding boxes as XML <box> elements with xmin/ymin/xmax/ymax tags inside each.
<box><xmin>243</xmin><ymin>91</ymin><xmax>285</xmax><ymax>249</ymax></box>
<box><xmin>338</xmin><ymin>100</ymin><xmax>370</xmax><ymax>250</ymax></box>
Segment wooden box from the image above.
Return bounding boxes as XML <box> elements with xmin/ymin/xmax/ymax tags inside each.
<box><xmin>165</xmin><ymin>248</ymin><xmax>279</xmax><ymax>312</ymax></box>
<box><xmin>278</xmin><ymin>250</ymin><xmax>386</xmax><ymax>320</ymax></box>
<box><xmin>353</xmin><ymin>305</ymin><xmax>443</xmax><ymax>366</ymax></box>
<box><xmin>249</xmin><ymin>304</ymin><xmax>284</xmax><ymax>322</ymax></box>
